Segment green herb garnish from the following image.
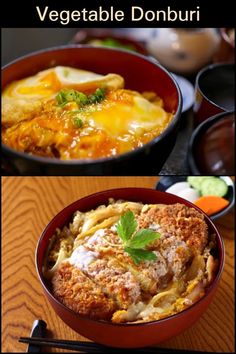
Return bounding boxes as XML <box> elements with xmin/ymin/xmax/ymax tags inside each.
<box><xmin>89</xmin><ymin>88</ymin><xmax>106</xmax><ymax>104</ymax></box>
<box><xmin>116</xmin><ymin>211</ymin><xmax>161</xmax><ymax>264</ymax></box>
<box><xmin>74</xmin><ymin>116</ymin><xmax>83</xmax><ymax>128</ymax></box>
<box><xmin>56</xmin><ymin>88</ymin><xmax>106</xmax><ymax>108</ymax></box>
<box><xmin>124</xmin><ymin>247</ymin><xmax>158</xmax><ymax>264</ymax></box>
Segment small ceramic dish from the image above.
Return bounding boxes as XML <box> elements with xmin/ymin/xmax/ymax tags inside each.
<box><xmin>156</xmin><ymin>176</ymin><xmax>234</xmax><ymax>220</ymax></box>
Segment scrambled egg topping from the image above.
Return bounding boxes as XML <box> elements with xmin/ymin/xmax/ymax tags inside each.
<box><xmin>2</xmin><ymin>66</ymin><xmax>173</xmax><ymax>159</ymax></box>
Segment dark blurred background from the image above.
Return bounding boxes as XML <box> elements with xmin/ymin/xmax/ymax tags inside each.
<box><xmin>2</xmin><ymin>28</ymin><xmax>78</xmax><ymax>65</ymax></box>
<box><xmin>2</xmin><ymin>28</ymin><xmax>162</xmax><ymax>65</ymax></box>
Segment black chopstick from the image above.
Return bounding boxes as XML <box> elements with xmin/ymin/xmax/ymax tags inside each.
<box><xmin>27</xmin><ymin>319</ymin><xmax>47</xmax><ymax>353</ymax></box>
<box><xmin>19</xmin><ymin>337</ymin><xmax>212</xmax><ymax>354</ymax></box>
<box><xmin>19</xmin><ymin>338</ymin><xmax>140</xmax><ymax>353</ymax></box>
<box><xmin>19</xmin><ymin>337</ymin><xmax>101</xmax><ymax>353</ymax></box>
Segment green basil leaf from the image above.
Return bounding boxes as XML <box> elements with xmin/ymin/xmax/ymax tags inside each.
<box><xmin>124</xmin><ymin>247</ymin><xmax>141</xmax><ymax>264</ymax></box>
<box><xmin>116</xmin><ymin>210</ymin><xmax>137</xmax><ymax>242</ymax></box>
<box><xmin>124</xmin><ymin>247</ymin><xmax>157</xmax><ymax>265</ymax></box>
<box><xmin>128</xmin><ymin>229</ymin><xmax>161</xmax><ymax>249</ymax></box>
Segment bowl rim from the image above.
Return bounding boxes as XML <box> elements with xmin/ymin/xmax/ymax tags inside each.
<box><xmin>35</xmin><ymin>187</ymin><xmax>225</xmax><ymax>327</ymax></box>
<box><xmin>2</xmin><ymin>44</ymin><xmax>182</xmax><ymax>166</ymax></box>
<box><xmin>155</xmin><ymin>176</ymin><xmax>235</xmax><ymax>220</ymax></box>
<box><xmin>195</xmin><ymin>62</ymin><xmax>234</xmax><ymax>112</ymax></box>
<box><xmin>188</xmin><ymin>110</ymin><xmax>235</xmax><ymax>175</ymax></box>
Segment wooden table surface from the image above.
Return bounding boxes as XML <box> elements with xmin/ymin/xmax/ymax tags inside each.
<box><xmin>2</xmin><ymin>176</ymin><xmax>235</xmax><ymax>353</ymax></box>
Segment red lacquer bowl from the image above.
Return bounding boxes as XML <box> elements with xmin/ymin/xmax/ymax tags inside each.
<box><xmin>2</xmin><ymin>45</ymin><xmax>182</xmax><ymax>176</ymax></box>
<box><xmin>35</xmin><ymin>188</ymin><xmax>224</xmax><ymax>348</ymax></box>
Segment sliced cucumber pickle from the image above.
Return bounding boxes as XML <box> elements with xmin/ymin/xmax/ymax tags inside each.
<box><xmin>200</xmin><ymin>177</ymin><xmax>228</xmax><ymax>197</ymax></box>
<box><xmin>187</xmin><ymin>176</ymin><xmax>211</xmax><ymax>191</ymax></box>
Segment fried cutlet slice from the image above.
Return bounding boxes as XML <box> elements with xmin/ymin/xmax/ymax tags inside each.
<box><xmin>52</xmin><ymin>261</ymin><xmax>116</xmax><ymax>320</ymax></box>
<box><xmin>86</xmin><ymin>258</ymin><xmax>141</xmax><ymax>309</ymax></box>
<box><xmin>83</xmin><ymin>229</ymin><xmax>171</xmax><ymax>295</ymax></box>
<box><xmin>138</xmin><ymin>203</ymin><xmax>208</xmax><ymax>255</ymax></box>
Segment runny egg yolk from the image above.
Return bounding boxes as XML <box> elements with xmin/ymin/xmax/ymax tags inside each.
<box><xmin>3</xmin><ymin>70</ymin><xmax>62</xmax><ymax>99</ymax></box>
<box><xmin>88</xmin><ymin>91</ymin><xmax>169</xmax><ymax>137</ymax></box>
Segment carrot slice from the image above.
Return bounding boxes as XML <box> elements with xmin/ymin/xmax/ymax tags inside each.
<box><xmin>194</xmin><ymin>196</ymin><xmax>229</xmax><ymax>216</ymax></box>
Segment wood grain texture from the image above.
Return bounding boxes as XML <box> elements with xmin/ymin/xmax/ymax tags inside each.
<box><xmin>2</xmin><ymin>176</ymin><xmax>235</xmax><ymax>353</ymax></box>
